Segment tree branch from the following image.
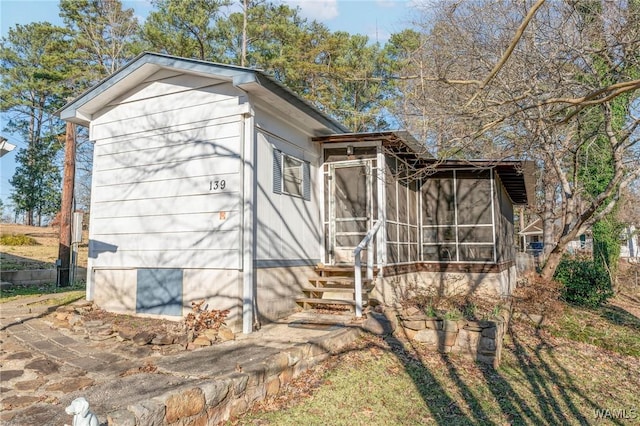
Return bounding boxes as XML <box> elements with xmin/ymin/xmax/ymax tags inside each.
<box><xmin>464</xmin><ymin>0</ymin><xmax>547</xmax><ymax>106</ymax></box>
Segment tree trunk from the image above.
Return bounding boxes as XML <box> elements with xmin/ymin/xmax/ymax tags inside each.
<box><xmin>540</xmin><ymin>247</ymin><xmax>564</xmax><ymax>281</ymax></box>
<box><xmin>241</xmin><ymin>0</ymin><xmax>248</xmax><ymax>67</ymax></box>
<box><xmin>541</xmin><ymin>175</ymin><xmax>556</xmax><ymax>264</ymax></box>
<box><xmin>58</xmin><ymin>123</ymin><xmax>76</xmax><ymax>287</ymax></box>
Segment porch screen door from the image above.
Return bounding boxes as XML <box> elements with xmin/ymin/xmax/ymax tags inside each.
<box><xmin>330</xmin><ymin>162</ymin><xmax>371</xmax><ymax>264</ymax></box>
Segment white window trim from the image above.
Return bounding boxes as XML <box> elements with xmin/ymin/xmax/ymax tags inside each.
<box><xmin>282</xmin><ymin>153</ymin><xmax>304</xmax><ymax>198</ymax></box>
<box><xmin>273</xmin><ymin>148</ymin><xmax>310</xmax><ymax>201</ymax></box>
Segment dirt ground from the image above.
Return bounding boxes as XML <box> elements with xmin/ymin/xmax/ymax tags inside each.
<box><xmin>0</xmin><ymin>224</ymin><xmax>88</xmax><ymax>270</ymax></box>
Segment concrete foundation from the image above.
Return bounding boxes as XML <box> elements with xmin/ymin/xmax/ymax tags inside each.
<box><xmin>374</xmin><ymin>266</ymin><xmax>517</xmax><ymax>306</ymax></box>
<box><xmin>255</xmin><ymin>265</ymin><xmax>314</xmax><ymax>324</ymax></box>
<box><xmin>91</xmin><ymin>268</ymin><xmax>243</xmax><ymax>331</ymax></box>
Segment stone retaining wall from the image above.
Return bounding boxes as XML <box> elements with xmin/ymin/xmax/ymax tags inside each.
<box><xmin>397</xmin><ymin>309</ymin><xmax>509</xmax><ymax>368</ymax></box>
<box><xmin>106</xmin><ymin>327</ymin><xmax>361</xmax><ymax>425</ymax></box>
<box><xmin>0</xmin><ymin>268</ymin><xmax>86</xmax><ymax>287</ymax></box>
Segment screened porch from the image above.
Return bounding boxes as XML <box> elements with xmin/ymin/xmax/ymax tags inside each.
<box><xmin>314</xmin><ymin>132</ymin><xmax>534</xmax><ymax>271</ymax></box>
<box><xmin>384</xmin><ymin>162</ymin><xmax>518</xmax><ymax>266</ymax></box>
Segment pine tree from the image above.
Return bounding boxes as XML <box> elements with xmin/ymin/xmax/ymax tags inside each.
<box><xmin>9</xmin><ymin>137</ymin><xmax>62</xmax><ymax>226</ymax></box>
<box><xmin>1</xmin><ymin>22</ymin><xmax>80</xmax><ymax>225</ymax></box>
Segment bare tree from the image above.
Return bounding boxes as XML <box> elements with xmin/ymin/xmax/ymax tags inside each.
<box><xmin>391</xmin><ymin>0</ymin><xmax>640</xmax><ymax>280</ymax></box>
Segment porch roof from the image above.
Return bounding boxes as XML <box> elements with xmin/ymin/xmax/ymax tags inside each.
<box><xmin>423</xmin><ymin>159</ymin><xmax>536</xmax><ymax>206</ymax></box>
<box><xmin>519</xmin><ymin>218</ymin><xmax>543</xmax><ymax>236</ymax></box>
<box><xmin>313</xmin><ymin>131</ymin><xmax>431</xmax><ymax>159</ymax></box>
<box><xmin>313</xmin><ymin>131</ymin><xmax>535</xmax><ymax>206</ymax></box>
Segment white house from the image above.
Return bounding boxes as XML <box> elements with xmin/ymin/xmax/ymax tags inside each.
<box><xmin>58</xmin><ymin>53</ymin><xmax>534</xmax><ymax>333</ymax></box>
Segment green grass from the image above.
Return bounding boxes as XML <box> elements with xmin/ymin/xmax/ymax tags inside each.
<box><xmin>1</xmin><ymin>259</ymin><xmax>29</xmax><ymax>270</ymax></box>
<box><xmin>0</xmin><ymin>252</ymin><xmax>54</xmax><ymax>270</ymax></box>
<box><xmin>0</xmin><ymin>281</ymin><xmax>86</xmax><ymax>302</ymax></box>
<box><xmin>548</xmin><ymin>303</ymin><xmax>640</xmax><ymax>357</ymax></box>
<box><xmin>0</xmin><ymin>233</ymin><xmax>39</xmax><ymax>246</ymax></box>
<box><xmin>234</xmin><ymin>303</ymin><xmax>640</xmax><ymax>426</ymax></box>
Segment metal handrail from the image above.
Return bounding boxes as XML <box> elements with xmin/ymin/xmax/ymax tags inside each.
<box><xmin>353</xmin><ymin>220</ymin><xmax>382</xmax><ymax>318</ymax></box>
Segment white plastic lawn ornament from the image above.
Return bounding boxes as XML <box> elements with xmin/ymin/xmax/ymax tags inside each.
<box><xmin>64</xmin><ymin>397</ymin><xmax>99</xmax><ymax>426</ymax></box>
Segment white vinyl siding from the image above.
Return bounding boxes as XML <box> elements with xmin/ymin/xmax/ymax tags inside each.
<box><xmin>255</xmin><ymin>118</ymin><xmax>321</xmax><ymax>263</ymax></box>
<box><xmin>88</xmin><ymin>76</ymin><xmax>244</xmax><ymax>269</ymax></box>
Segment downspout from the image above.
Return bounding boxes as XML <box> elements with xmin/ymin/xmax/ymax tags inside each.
<box><xmin>86</xmin><ymin>130</ymin><xmax>98</xmax><ymax>301</ymax></box>
<box><xmin>240</xmin><ymin>109</ymin><xmax>255</xmax><ymax>334</ymax></box>
<box><xmin>233</xmin><ymin>73</ymin><xmax>259</xmax><ymax>334</ymax></box>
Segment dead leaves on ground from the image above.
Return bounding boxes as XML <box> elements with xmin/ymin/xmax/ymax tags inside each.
<box><xmin>119</xmin><ymin>361</ymin><xmax>158</xmax><ymax>377</ymax></box>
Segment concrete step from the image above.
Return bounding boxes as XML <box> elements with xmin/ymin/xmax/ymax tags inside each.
<box><xmin>295</xmin><ymin>297</ymin><xmax>368</xmax><ymax>310</ymax></box>
<box><xmin>314</xmin><ymin>266</ymin><xmax>379</xmax><ymax>274</ymax></box>
<box><xmin>307</xmin><ymin>277</ymin><xmax>373</xmax><ymax>286</ymax></box>
<box><xmin>301</xmin><ymin>286</ymin><xmax>356</xmax><ymax>293</ymax></box>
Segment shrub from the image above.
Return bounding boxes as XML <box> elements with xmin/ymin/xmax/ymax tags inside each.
<box><xmin>424</xmin><ymin>304</ymin><xmax>437</xmax><ymax>318</ymax></box>
<box><xmin>0</xmin><ymin>234</ymin><xmax>39</xmax><ymax>246</ymax></box>
<box><xmin>554</xmin><ymin>256</ymin><xmax>613</xmax><ymax>308</ymax></box>
<box><xmin>443</xmin><ymin>308</ymin><xmax>463</xmax><ymax>321</ymax></box>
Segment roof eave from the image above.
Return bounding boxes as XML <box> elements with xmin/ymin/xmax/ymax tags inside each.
<box><xmin>236</xmin><ymin>73</ymin><xmax>347</xmax><ymax>134</ymax></box>
<box><xmin>313</xmin><ymin>131</ymin><xmax>431</xmax><ymax>158</ymax></box>
<box><xmin>57</xmin><ymin>52</ymin><xmax>347</xmax><ymax>135</ymax></box>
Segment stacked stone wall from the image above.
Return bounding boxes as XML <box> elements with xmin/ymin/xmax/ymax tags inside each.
<box><xmin>397</xmin><ymin>308</ymin><xmax>510</xmax><ymax>368</ymax></box>
<box><xmin>106</xmin><ymin>327</ymin><xmax>360</xmax><ymax>425</ymax></box>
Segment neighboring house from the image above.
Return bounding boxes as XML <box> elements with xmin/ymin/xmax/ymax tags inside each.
<box><xmin>58</xmin><ymin>53</ymin><xmax>534</xmax><ymax>333</ymax></box>
<box><xmin>519</xmin><ymin>217</ymin><xmax>595</xmax><ymax>256</ymax></box>
<box><xmin>518</xmin><ymin>218</ymin><xmax>544</xmax><ymax>254</ymax></box>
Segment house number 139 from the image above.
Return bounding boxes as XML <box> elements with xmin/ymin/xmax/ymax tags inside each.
<box><xmin>209</xmin><ymin>180</ymin><xmax>226</xmax><ymax>191</ymax></box>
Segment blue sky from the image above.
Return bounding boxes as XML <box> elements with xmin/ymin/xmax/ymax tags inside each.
<box><xmin>0</xmin><ymin>0</ymin><xmax>417</xmax><ymax>211</ymax></box>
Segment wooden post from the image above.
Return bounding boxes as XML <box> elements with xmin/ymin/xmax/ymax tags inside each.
<box><xmin>58</xmin><ymin>122</ymin><xmax>76</xmax><ymax>287</ymax></box>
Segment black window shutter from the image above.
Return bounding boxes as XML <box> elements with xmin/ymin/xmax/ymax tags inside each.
<box><xmin>303</xmin><ymin>161</ymin><xmax>311</xmax><ymax>201</ymax></box>
<box><xmin>273</xmin><ymin>148</ymin><xmax>282</xmax><ymax>194</ymax></box>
